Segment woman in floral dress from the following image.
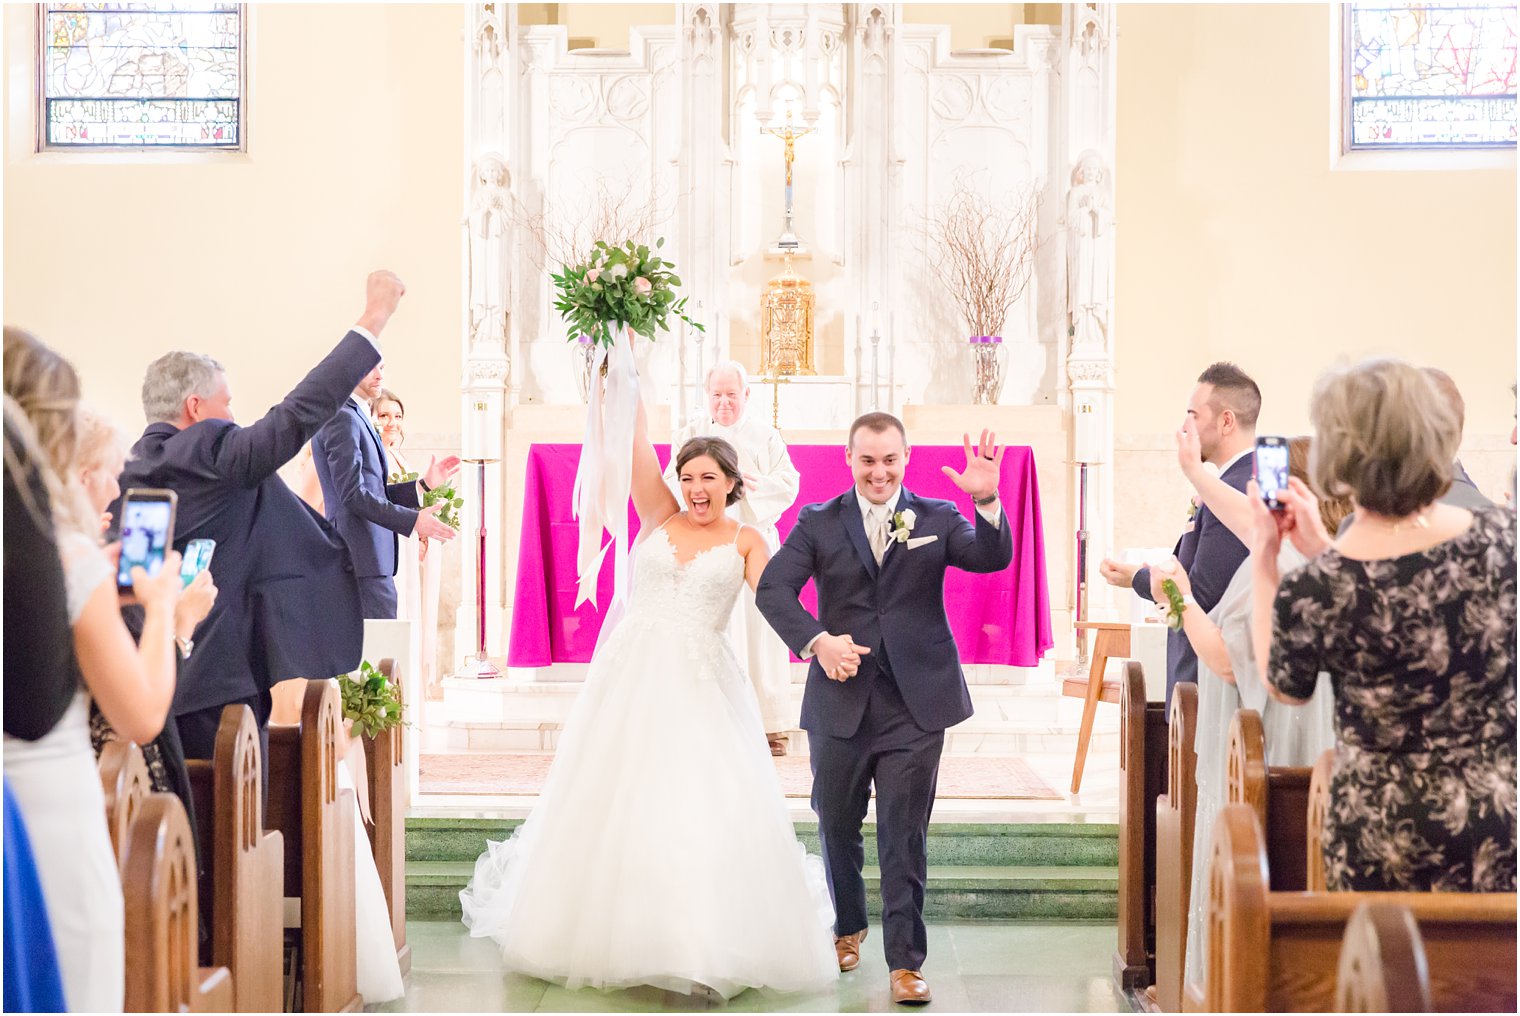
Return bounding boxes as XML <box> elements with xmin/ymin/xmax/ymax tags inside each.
<box><xmin>1250</xmin><ymin>358</ymin><xmax>1516</xmax><ymax>892</ymax></box>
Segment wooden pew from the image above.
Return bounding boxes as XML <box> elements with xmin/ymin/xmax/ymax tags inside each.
<box><xmin>266</xmin><ymin>680</ymin><xmax>362</xmax><ymax>1013</ymax></box>
<box><xmin>1306</xmin><ymin>748</ymin><xmax>1333</xmax><ymax>891</ymax></box>
<box><xmin>120</xmin><ymin>792</ymin><xmax>234</xmax><ymax>1012</ymax></box>
<box><xmin>184</xmin><ymin>705</ymin><xmax>285</xmax><ymax>1013</ymax></box>
<box><xmin>1224</xmin><ymin>709</ymin><xmax>1313</xmax><ymax>891</ymax></box>
<box><xmin>364</xmin><ymin>658</ymin><xmax>410</xmax><ymax>975</ymax></box>
<box><xmin>98</xmin><ymin>738</ymin><xmax>152</xmax><ymax>869</ymax></box>
<box><xmin>1152</xmin><ymin>681</ymin><xmax>1197</xmax><ymax>1011</ymax></box>
<box><xmin>1114</xmin><ymin>661</ymin><xmax>1167</xmax><ymax>990</ymax></box>
<box><xmin>1202</xmin><ymin>802</ymin><xmax>1517</xmax><ymax>1012</ymax></box>
<box><xmin>1336</xmin><ymin>902</ymin><xmax>1432</xmax><ymax>1012</ymax></box>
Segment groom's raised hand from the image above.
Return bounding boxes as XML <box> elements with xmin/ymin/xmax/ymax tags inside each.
<box><xmin>941</xmin><ymin>429</ymin><xmax>1003</xmax><ymax>502</ymax></box>
<box><xmin>815</xmin><ymin>632</ymin><xmax>871</xmax><ymax>682</ymax></box>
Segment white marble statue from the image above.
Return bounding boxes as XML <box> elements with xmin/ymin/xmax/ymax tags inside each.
<box><xmin>467</xmin><ymin>152</ymin><xmax>510</xmax><ymax>346</ymax></box>
<box><xmin>665</xmin><ymin>360</ymin><xmax>802</xmax><ymax>753</ymax></box>
<box><xmin>1066</xmin><ymin>150</ymin><xmax>1112</xmax><ymax>351</ymax></box>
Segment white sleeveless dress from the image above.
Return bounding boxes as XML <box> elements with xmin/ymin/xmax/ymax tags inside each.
<box><xmin>459</xmin><ymin>523</ymin><xmax>837</xmax><ymax>999</ymax></box>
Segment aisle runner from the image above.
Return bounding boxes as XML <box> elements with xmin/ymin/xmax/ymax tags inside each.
<box><xmin>420</xmin><ymin>752</ymin><xmax>1061</xmax><ymax>801</ymax></box>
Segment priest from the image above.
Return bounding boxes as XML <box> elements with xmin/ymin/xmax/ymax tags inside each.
<box><xmin>665</xmin><ymin>361</ymin><xmax>801</xmax><ymax>755</ymax></box>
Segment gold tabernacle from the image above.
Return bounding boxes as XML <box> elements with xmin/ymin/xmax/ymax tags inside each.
<box><xmin>759</xmin><ymin>252</ymin><xmax>815</xmax><ymax>376</ymax></box>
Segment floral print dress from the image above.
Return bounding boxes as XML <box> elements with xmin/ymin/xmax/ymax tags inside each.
<box><xmin>1269</xmin><ymin>505</ymin><xmax>1517</xmax><ymax>892</ymax></box>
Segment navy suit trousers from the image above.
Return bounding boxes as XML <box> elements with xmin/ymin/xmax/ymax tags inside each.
<box><xmin>357</xmin><ymin>575</ymin><xmax>399</xmax><ymax>620</ymax></box>
<box><xmin>808</xmin><ymin>652</ymin><xmax>944</xmax><ymax>971</ymax></box>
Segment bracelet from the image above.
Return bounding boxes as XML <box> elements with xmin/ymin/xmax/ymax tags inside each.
<box><xmin>972</xmin><ymin>492</ymin><xmax>999</xmax><ymax>506</ymax></box>
<box><xmin>419</xmin><ymin>477</ymin><xmax>432</xmax><ymax>493</ymax></box>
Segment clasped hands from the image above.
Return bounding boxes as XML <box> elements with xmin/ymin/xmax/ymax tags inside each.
<box><xmin>814</xmin><ymin>632</ymin><xmax>872</xmax><ymax>682</ymax></box>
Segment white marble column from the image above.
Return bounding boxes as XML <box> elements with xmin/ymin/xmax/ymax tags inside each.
<box><xmin>1061</xmin><ymin>2</ymin><xmax>1118</xmax><ymax>629</ymax></box>
<box><xmin>458</xmin><ymin>2</ymin><xmax>515</xmax><ymax>673</ymax></box>
<box><xmin>674</xmin><ymin>3</ymin><xmax>726</xmax><ymax>427</ymax></box>
<box><xmin>848</xmin><ymin>3</ymin><xmax>897</xmax><ymax>412</ymax></box>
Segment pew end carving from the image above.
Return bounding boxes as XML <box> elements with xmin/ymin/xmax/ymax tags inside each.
<box><xmin>121</xmin><ymin>793</ymin><xmax>234</xmax><ymax>1013</ymax></box>
<box><xmin>365</xmin><ymin>658</ymin><xmax>411</xmax><ymax>975</ymax></box>
<box><xmin>1114</xmin><ymin>661</ymin><xmax>1167</xmax><ymax>990</ymax></box>
<box><xmin>1153</xmin><ymin>682</ymin><xmax>1198</xmax><ymax>1012</ymax></box>
<box><xmin>185</xmin><ymin>704</ymin><xmax>286</xmax><ymax>1012</ymax></box>
<box><xmin>98</xmin><ymin>738</ymin><xmax>151</xmax><ymax>870</ymax></box>
<box><xmin>1336</xmin><ymin>902</ymin><xmax>1432</xmax><ymax>1012</ymax></box>
<box><xmin>1225</xmin><ymin>709</ymin><xmax>1312</xmax><ymax>892</ymax></box>
<box><xmin>267</xmin><ymin>680</ymin><xmax>363</xmax><ymax>1013</ymax></box>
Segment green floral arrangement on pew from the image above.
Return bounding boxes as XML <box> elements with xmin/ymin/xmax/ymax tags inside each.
<box><xmin>389</xmin><ymin>470</ymin><xmax>464</xmax><ymax>529</ymax></box>
<box><xmin>338</xmin><ymin>660</ymin><xmax>403</xmax><ymax>739</ymax></box>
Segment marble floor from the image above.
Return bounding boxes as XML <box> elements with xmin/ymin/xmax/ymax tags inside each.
<box><xmin>372</xmin><ymin>920</ymin><xmax>1134</xmax><ymax>1013</ymax></box>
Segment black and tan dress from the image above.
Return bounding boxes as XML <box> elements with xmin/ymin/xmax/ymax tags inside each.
<box><xmin>1269</xmin><ymin>505</ymin><xmax>1517</xmax><ymax>892</ymax></box>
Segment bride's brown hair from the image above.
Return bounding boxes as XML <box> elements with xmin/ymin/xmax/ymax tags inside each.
<box><xmin>675</xmin><ymin>437</ymin><xmax>745</xmax><ymax>506</ymax></box>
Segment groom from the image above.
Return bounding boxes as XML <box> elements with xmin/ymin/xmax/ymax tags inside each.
<box><xmin>756</xmin><ymin>413</ymin><xmax>1012</xmax><ymax>1005</ymax></box>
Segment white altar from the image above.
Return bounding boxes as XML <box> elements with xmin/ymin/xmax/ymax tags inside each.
<box><xmin>451</xmin><ymin>3</ymin><xmax>1120</xmax><ymax>685</ymax></box>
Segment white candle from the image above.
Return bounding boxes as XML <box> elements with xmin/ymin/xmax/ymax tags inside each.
<box><xmin>463</xmin><ymin>397</ymin><xmax>501</xmax><ymax>462</ymax></box>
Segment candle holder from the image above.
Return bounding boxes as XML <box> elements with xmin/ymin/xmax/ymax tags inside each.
<box><xmin>970</xmin><ymin>335</ymin><xmax>1004</xmax><ymax>405</ymax></box>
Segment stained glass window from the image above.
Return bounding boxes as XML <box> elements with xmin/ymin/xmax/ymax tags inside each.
<box><xmin>1345</xmin><ymin>1</ymin><xmax>1517</xmax><ymax>150</ymax></box>
<box><xmin>40</xmin><ymin>3</ymin><xmax>244</xmax><ymax>149</ymax></box>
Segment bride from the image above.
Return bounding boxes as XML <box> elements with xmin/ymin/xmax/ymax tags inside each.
<box><xmin>459</xmin><ymin>391</ymin><xmax>837</xmax><ymax>1000</ymax></box>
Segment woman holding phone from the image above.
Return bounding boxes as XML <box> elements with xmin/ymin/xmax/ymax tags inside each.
<box><xmin>2</xmin><ymin>327</ymin><xmax>187</xmax><ymax>1011</ymax></box>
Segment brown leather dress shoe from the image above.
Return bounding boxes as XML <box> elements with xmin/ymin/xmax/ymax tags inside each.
<box><xmin>890</xmin><ymin>969</ymin><xmax>932</xmax><ymax>1005</ymax></box>
<box><xmin>834</xmin><ymin>929</ymin><xmax>867</xmax><ymax>972</ymax></box>
<box><xmin>767</xmin><ymin>733</ymin><xmax>788</xmax><ymax>757</ymax></box>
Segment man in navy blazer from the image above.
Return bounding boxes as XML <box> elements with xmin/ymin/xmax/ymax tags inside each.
<box><xmin>311</xmin><ymin>361</ymin><xmax>458</xmax><ymax>619</ymax></box>
<box><xmin>756</xmin><ymin>413</ymin><xmax>1012</xmax><ymax>1005</ymax></box>
<box><xmin>1100</xmin><ymin>362</ymin><xmax>1260</xmax><ymax>704</ymax></box>
<box><xmin>115</xmin><ymin>271</ymin><xmax>406</xmax><ymax>762</ymax></box>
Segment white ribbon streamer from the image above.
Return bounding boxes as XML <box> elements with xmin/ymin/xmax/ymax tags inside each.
<box><xmin>571</xmin><ymin>326</ymin><xmax>639</xmax><ymax>609</ymax></box>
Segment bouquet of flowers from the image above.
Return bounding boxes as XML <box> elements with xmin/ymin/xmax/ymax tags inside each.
<box><xmin>551</xmin><ymin>237</ymin><xmax>703</xmax><ymax>348</ymax></box>
<box><xmin>338</xmin><ymin>660</ymin><xmax>403</xmax><ymax>739</ymax></box>
<box><xmin>390</xmin><ymin>470</ymin><xmax>463</xmax><ymax>529</ymax></box>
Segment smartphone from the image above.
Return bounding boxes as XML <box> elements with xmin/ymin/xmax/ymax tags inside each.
<box><xmin>116</xmin><ymin>489</ymin><xmax>177</xmax><ymax>592</ymax></box>
<box><xmin>180</xmin><ymin>538</ymin><xmax>216</xmax><ymax>587</ymax></box>
<box><xmin>1254</xmin><ymin>436</ymin><xmax>1290</xmax><ymax>512</ymax></box>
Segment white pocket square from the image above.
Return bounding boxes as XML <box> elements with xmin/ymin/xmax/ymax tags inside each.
<box><xmin>906</xmin><ymin>535</ymin><xmax>938</xmax><ymax>549</ymax></box>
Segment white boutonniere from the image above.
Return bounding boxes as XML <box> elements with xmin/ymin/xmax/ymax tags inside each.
<box><xmin>891</xmin><ymin>508</ymin><xmax>916</xmax><ymax>543</ymax></box>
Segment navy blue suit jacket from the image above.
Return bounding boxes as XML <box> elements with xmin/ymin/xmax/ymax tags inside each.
<box><xmin>114</xmin><ymin>331</ymin><xmax>379</xmax><ymax>716</ymax></box>
<box><xmin>310</xmin><ymin>398</ymin><xmax>419</xmax><ymax>579</ymax></box>
<box><xmin>755</xmin><ymin>488</ymin><xmax>1014</xmax><ymax>738</ymax></box>
<box><xmin>1132</xmin><ymin>453</ymin><xmax>1253</xmax><ymax>702</ymax></box>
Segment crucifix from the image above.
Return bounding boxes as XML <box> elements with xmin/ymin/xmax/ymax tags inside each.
<box><xmin>760</xmin><ymin>111</ymin><xmax>814</xmax><ymax>250</ymax></box>
<box><xmin>761</xmin><ymin>368</ymin><xmax>791</xmax><ymax>429</ymax></box>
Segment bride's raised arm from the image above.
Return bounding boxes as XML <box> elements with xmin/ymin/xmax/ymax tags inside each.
<box><xmin>631</xmin><ymin>395</ymin><xmax>682</xmax><ymax>533</ymax></box>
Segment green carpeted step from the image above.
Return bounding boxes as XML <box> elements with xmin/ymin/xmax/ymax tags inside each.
<box><xmin>407</xmin><ymin>818</ymin><xmax>1119</xmax><ymax>868</ymax></box>
<box><xmin>406</xmin><ymin>861</ymin><xmax>1118</xmax><ymax>922</ymax></box>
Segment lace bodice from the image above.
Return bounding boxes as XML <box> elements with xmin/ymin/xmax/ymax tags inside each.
<box><xmin>623</xmin><ymin>525</ymin><xmax>745</xmax><ymax>633</ymax></box>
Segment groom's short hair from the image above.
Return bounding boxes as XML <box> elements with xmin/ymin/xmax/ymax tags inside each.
<box><xmin>849</xmin><ymin>412</ymin><xmax>907</xmax><ymax>449</ymax></box>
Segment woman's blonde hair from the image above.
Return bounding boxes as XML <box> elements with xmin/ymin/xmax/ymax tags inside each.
<box><xmin>1308</xmin><ymin>359</ymin><xmax>1458</xmax><ymax>518</ymax></box>
<box><xmin>3</xmin><ymin>326</ymin><xmax>96</xmax><ymax>535</ymax></box>
<box><xmin>75</xmin><ymin>405</ymin><xmax>130</xmax><ymax>475</ymax></box>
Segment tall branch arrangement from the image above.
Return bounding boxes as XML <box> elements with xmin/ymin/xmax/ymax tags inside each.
<box><xmin>925</xmin><ymin>177</ymin><xmax>1041</xmax><ymax>338</ymax></box>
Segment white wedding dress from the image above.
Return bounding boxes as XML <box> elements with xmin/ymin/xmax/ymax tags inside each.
<box><xmin>459</xmin><ymin>521</ymin><xmax>837</xmax><ymax>1000</ymax></box>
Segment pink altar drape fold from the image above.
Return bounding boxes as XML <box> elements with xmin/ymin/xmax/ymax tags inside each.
<box><xmin>508</xmin><ymin>443</ymin><xmax>1053</xmax><ymax>668</ymax></box>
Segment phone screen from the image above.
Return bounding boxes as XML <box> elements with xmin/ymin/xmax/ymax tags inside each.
<box><xmin>180</xmin><ymin>538</ymin><xmax>215</xmax><ymax>586</ymax></box>
<box><xmin>117</xmin><ymin>495</ymin><xmax>175</xmax><ymax>589</ymax></box>
<box><xmin>1255</xmin><ymin>441</ymin><xmax>1290</xmax><ymax>509</ymax></box>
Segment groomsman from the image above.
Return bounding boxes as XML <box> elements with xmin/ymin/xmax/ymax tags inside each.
<box><xmin>312</xmin><ymin>360</ymin><xmax>459</xmax><ymax>619</ymax></box>
<box><xmin>666</xmin><ymin>360</ymin><xmax>801</xmax><ymax>753</ymax></box>
<box><xmin>1099</xmin><ymin>362</ymin><xmax>1258</xmax><ymax>704</ymax></box>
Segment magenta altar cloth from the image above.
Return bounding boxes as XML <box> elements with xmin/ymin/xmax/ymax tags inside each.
<box><xmin>507</xmin><ymin>443</ymin><xmax>1053</xmax><ymax>668</ymax></box>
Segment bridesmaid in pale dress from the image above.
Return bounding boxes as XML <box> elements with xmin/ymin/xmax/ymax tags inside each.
<box><xmin>1159</xmin><ymin>427</ymin><xmax>1344</xmax><ymax>987</ymax></box>
<box><xmin>369</xmin><ymin>389</ymin><xmax>443</xmax><ymax>697</ymax></box>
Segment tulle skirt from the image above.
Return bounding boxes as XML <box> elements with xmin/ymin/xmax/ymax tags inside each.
<box><xmin>459</xmin><ymin>616</ymin><xmax>837</xmax><ymax>999</ymax></box>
